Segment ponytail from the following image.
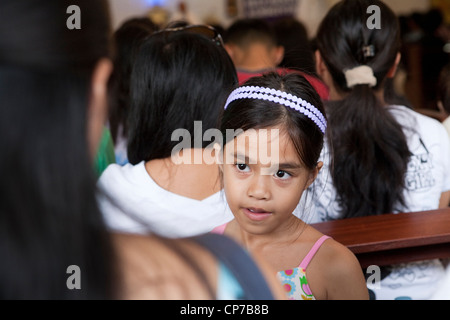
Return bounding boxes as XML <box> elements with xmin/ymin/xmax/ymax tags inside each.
<box><xmin>316</xmin><ymin>0</ymin><xmax>413</xmax><ymax>218</ymax></box>
<box><xmin>326</xmin><ymin>84</ymin><xmax>411</xmax><ymax>218</ymax></box>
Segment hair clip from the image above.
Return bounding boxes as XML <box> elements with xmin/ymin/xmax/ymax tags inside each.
<box><xmin>362</xmin><ymin>45</ymin><xmax>375</xmax><ymax>58</ymax></box>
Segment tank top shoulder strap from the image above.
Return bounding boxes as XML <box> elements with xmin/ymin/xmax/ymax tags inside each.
<box><xmin>211</xmin><ymin>223</ymin><xmax>228</xmax><ymax>235</ymax></box>
<box><xmin>299</xmin><ymin>235</ymin><xmax>331</xmax><ymax>270</ymax></box>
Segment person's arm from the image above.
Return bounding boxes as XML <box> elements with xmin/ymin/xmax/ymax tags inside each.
<box><xmin>439</xmin><ymin>191</ymin><xmax>450</xmax><ymax>208</ymax></box>
<box><xmin>324</xmin><ymin>241</ymin><xmax>369</xmax><ymax>300</ymax></box>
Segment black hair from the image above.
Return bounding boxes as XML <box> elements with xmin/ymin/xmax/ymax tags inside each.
<box><xmin>108</xmin><ymin>17</ymin><xmax>158</xmax><ymax>144</ymax></box>
<box><xmin>0</xmin><ymin>0</ymin><xmax>116</xmax><ymax>299</ymax></box>
<box><xmin>127</xmin><ymin>30</ymin><xmax>237</xmax><ymax>164</ymax></box>
<box><xmin>273</xmin><ymin>18</ymin><xmax>316</xmax><ymax>75</ymax></box>
<box><xmin>316</xmin><ymin>0</ymin><xmax>412</xmax><ymax>218</ymax></box>
<box><xmin>224</xmin><ymin>18</ymin><xmax>278</xmax><ymax>50</ymax></box>
<box><xmin>220</xmin><ymin>72</ymin><xmax>325</xmax><ymax>171</ymax></box>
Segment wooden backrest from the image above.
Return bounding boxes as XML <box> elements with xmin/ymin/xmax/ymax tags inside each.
<box><xmin>311</xmin><ymin>208</ymin><xmax>450</xmax><ymax>268</ymax></box>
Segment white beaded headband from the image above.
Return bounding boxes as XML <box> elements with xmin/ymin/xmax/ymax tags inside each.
<box><xmin>224</xmin><ymin>86</ymin><xmax>327</xmax><ymax>134</ymax></box>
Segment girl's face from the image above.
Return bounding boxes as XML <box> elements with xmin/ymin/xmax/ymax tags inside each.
<box><xmin>221</xmin><ymin>126</ymin><xmax>321</xmax><ymax>235</ymax></box>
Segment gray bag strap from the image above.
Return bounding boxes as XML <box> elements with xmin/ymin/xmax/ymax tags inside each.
<box><xmin>193</xmin><ymin>233</ymin><xmax>275</xmax><ymax>300</ymax></box>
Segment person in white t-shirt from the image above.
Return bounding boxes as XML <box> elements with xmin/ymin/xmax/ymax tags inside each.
<box><xmin>98</xmin><ymin>26</ymin><xmax>237</xmax><ymax>238</ymax></box>
<box><xmin>310</xmin><ymin>0</ymin><xmax>450</xmax><ymax>300</ymax></box>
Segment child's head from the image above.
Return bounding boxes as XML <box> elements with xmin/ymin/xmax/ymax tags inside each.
<box><xmin>438</xmin><ymin>64</ymin><xmax>450</xmax><ymax>115</ymax></box>
<box><xmin>219</xmin><ymin>72</ymin><xmax>326</xmax><ymax>232</ymax></box>
<box><xmin>273</xmin><ymin>18</ymin><xmax>315</xmax><ymax>74</ymax></box>
<box><xmin>316</xmin><ymin>0</ymin><xmax>401</xmax><ymax>95</ymax></box>
<box><xmin>127</xmin><ymin>26</ymin><xmax>237</xmax><ymax>165</ymax></box>
<box><xmin>224</xmin><ymin>19</ymin><xmax>284</xmax><ymax>70</ymax></box>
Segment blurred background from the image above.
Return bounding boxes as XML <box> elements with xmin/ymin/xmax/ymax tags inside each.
<box><xmin>109</xmin><ymin>0</ymin><xmax>450</xmax><ymax>115</ymax></box>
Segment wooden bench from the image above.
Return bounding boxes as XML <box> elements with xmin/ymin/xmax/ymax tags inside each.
<box><xmin>311</xmin><ymin>208</ymin><xmax>450</xmax><ymax>268</ymax></box>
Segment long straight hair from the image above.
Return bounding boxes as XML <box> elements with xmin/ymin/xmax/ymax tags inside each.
<box><xmin>108</xmin><ymin>18</ymin><xmax>158</xmax><ymax>144</ymax></box>
<box><xmin>127</xmin><ymin>31</ymin><xmax>237</xmax><ymax>164</ymax></box>
<box><xmin>316</xmin><ymin>0</ymin><xmax>412</xmax><ymax>218</ymax></box>
<box><xmin>0</xmin><ymin>0</ymin><xmax>116</xmax><ymax>299</ymax></box>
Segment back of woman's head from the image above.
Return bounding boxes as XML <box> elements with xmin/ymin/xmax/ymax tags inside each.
<box><xmin>220</xmin><ymin>72</ymin><xmax>325</xmax><ymax>171</ymax></box>
<box><xmin>0</xmin><ymin>0</ymin><xmax>115</xmax><ymax>299</ymax></box>
<box><xmin>316</xmin><ymin>0</ymin><xmax>412</xmax><ymax>218</ymax></box>
<box><xmin>128</xmin><ymin>30</ymin><xmax>237</xmax><ymax>164</ymax></box>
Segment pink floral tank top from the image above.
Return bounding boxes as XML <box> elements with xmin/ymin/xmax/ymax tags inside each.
<box><xmin>276</xmin><ymin>235</ymin><xmax>331</xmax><ymax>300</ymax></box>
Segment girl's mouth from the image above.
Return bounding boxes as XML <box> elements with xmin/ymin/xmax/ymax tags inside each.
<box><xmin>243</xmin><ymin>207</ymin><xmax>273</xmax><ymax>221</ymax></box>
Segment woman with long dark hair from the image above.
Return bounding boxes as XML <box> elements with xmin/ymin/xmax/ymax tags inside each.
<box><xmin>0</xmin><ymin>0</ymin><xmax>284</xmax><ymax>300</ymax></box>
<box><xmin>311</xmin><ymin>0</ymin><xmax>450</xmax><ymax>300</ymax></box>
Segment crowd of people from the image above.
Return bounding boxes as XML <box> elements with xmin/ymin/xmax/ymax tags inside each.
<box><xmin>1</xmin><ymin>0</ymin><xmax>449</xmax><ymax>300</ymax></box>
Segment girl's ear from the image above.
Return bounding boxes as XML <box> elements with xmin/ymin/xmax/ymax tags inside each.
<box><xmin>224</xmin><ymin>44</ymin><xmax>234</xmax><ymax>60</ymax></box>
<box><xmin>315</xmin><ymin>50</ymin><xmax>327</xmax><ymax>79</ymax></box>
<box><xmin>387</xmin><ymin>52</ymin><xmax>401</xmax><ymax>79</ymax></box>
<box><xmin>437</xmin><ymin>100</ymin><xmax>445</xmax><ymax>113</ymax></box>
<box><xmin>271</xmin><ymin>45</ymin><xmax>285</xmax><ymax>66</ymax></box>
<box><xmin>305</xmin><ymin>161</ymin><xmax>323</xmax><ymax>190</ymax></box>
<box><xmin>315</xmin><ymin>50</ymin><xmax>335</xmax><ymax>94</ymax></box>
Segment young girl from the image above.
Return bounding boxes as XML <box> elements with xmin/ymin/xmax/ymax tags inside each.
<box><xmin>214</xmin><ymin>72</ymin><xmax>369</xmax><ymax>300</ymax></box>
<box><xmin>312</xmin><ymin>0</ymin><xmax>450</xmax><ymax>300</ymax></box>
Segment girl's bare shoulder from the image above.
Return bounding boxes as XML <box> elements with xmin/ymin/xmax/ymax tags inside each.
<box><xmin>302</xmin><ymin>225</ymin><xmax>361</xmax><ymax>274</ymax></box>
<box><xmin>304</xmin><ymin>226</ymin><xmax>369</xmax><ymax>300</ymax></box>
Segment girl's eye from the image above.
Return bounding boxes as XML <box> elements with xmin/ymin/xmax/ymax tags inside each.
<box><xmin>275</xmin><ymin>170</ymin><xmax>291</xmax><ymax>180</ymax></box>
<box><xmin>236</xmin><ymin>163</ymin><xmax>250</xmax><ymax>172</ymax></box>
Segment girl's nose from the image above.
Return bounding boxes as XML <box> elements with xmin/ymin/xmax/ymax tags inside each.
<box><xmin>247</xmin><ymin>174</ymin><xmax>271</xmax><ymax>201</ymax></box>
